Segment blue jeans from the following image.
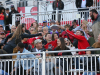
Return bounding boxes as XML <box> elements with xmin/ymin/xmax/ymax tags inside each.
<box><xmin>0</xmin><ymin>20</ymin><xmax>5</xmax><ymax>29</ymax></box>
<box><xmin>83</xmin><ymin>72</ymin><xmax>96</xmax><ymax>75</ymax></box>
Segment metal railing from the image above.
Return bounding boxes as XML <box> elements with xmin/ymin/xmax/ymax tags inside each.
<box><xmin>0</xmin><ymin>48</ymin><xmax>100</xmax><ymax>75</ymax></box>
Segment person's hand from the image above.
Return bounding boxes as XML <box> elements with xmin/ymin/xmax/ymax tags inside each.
<box><xmin>26</xmin><ymin>69</ymin><xmax>31</xmax><ymax>74</ymax></box>
<box><xmin>10</xmin><ymin>68</ymin><xmax>15</xmax><ymax>75</ymax></box>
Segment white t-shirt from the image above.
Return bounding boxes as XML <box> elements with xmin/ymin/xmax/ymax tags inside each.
<box><xmin>81</xmin><ymin>0</ymin><xmax>86</xmax><ymax>8</ymax></box>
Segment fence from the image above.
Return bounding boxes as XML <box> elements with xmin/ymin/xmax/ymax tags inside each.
<box><xmin>0</xmin><ymin>48</ymin><xmax>100</xmax><ymax>75</ymax></box>
<box><xmin>12</xmin><ymin>6</ymin><xmax>100</xmax><ymax>29</ymax></box>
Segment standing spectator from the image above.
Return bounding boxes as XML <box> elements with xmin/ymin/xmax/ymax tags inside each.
<box><xmin>70</xmin><ymin>20</ymin><xmax>78</xmax><ymax>31</ymax></box>
<box><xmin>43</xmin><ymin>20</ymin><xmax>50</xmax><ymax>29</ymax></box>
<box><xmin>75</xmin><ymin>0</ymin><xmax>93</xmax><ymax>25</ymax></box>
<box><xmin>52</xmin><ymin>0</ymin><xmax>64</xmax><ymax>21</ymax></box>
<box><xmin>3</xmin><ymin>24</ymin><xmax>42</xmax><ymax>53</ymax></box>
<box><xmin>0</xmin><ymin>7</ymin><xmax>6</xmax><ymax>29</ymax></box>
<box><xmin>11</xmin><ymin>42</ymin><xmax>38</xmax><ymax>75</ymax></box>
<box><xmin>66</xmin><ymin>30</ymin><xmax>90</xmax><ymax>55</ymax></box>
<box><xmin>8</xmin><ymin>5</ymin><xmax>19</xmax><ymax>24</ymax></box>
<box><xmin>5</xmin><ymin>8</ymin><xmax>10</xmax><ymax>31</ymax></box>
<box><xmin>90</xmin><ymin>9</ymin><xmax>100</xmax><ymax>42</ymax></box>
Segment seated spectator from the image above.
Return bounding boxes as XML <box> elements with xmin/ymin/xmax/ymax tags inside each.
<box><xmin>62</xmin><ymin>24</ymin><xmax>74</xmax><ymax>43</ymax></box>
<box><xmin>45</xmin><ymin>33</ymin><xmax>52</xmax><ymax>43</ymax></box>
<box><xmin>31</xmin><ymin>22</ymin><xmax>38</xmax><ymax>32</ymax></box>
<box><xmin>43</xmin><ymin>20</ymin><xmax>50</xmax><ymax>29</ymax></box>
<box><xmin>31</xmin><ymin>39</ymin><xmax>46</xmax><ymax>56</ymax></box>
<box><xmin>12</xmin><ymin>42</ymin><xmax>38</xmax><ymax>75</ymax></box>
<box><xmin>66</xmin><ymin>30</ymin><xmax>90</xmax><ymax>55</ymax></box>
<box><xmin>37</xmin><ymin>25</ymin><xmax>42</xmax><ymax>32</ymax></box>
<box><xmin>92</xmin><ymin>34</ymin><xmax>100</xmax><ymax>54</ymax></box>
<box><xmin>70</xmin><ymin>20</ymin><xmax>78</xmax><ymax>31</ymax></box>
<box><xmin>43</xmin><ymin>27</ymin><xmax>48</xmax><ymax>38</ymax></box>
<box><xmin>52</xmin><ymin>33</ymin><xmax>58</xmax><ymax>41</ymax></box>
<box><xmin>64</xmin><ymin>38</ymin><xmax>76</xmax><ymax>55</ymax></box>
<box><xmin>54</xmin><ymin>38</ymin><xmax>71</xmax><ymax>56</ymax></box>
<box><xmin>29</xmin><ymin>27</ymin><xmax>35</xmax><ymax>34</ymax></box>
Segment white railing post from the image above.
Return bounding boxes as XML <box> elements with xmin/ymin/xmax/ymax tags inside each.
<box><xmin>42</xmin><ymin>52</ymin><xmax>46</xmax><ymax>75</ymax></box>
<box><xmin>12</xmin><ymin>14</ymin><xmax>16</xmax><ymax>26</ymax></box>
<box><xmin>56</xmin><ymin>9</ymin><xmax>58</xmax><ymax>21</ymax></box>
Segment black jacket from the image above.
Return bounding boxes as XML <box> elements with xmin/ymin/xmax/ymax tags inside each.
<box><xmin>8</xmin><ymin>9</ymin><xmax>19</xmax><ymax>24</ymax></box>
<box><xmin>52</xmin><ymin>1</ymin><xmax>64</xmax><ymax>10</ymax></box>
<box><xmin>75</xmin><ymin>0</ymin><xmax>93</xmax><ymax>8</ymax></box>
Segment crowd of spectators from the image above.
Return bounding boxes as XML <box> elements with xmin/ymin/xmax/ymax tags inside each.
<box><xmin>0</xmin><ymin>2</ymin><xmax>100</xmax><ymax>75</ymax></box>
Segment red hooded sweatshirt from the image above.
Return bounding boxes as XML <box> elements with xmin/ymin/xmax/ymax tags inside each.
<box><xmin>66</xmin><ymin>30</ymin><xmax>90</xmax><ymax>55</ymax></box>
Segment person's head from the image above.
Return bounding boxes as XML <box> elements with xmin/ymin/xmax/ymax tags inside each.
<box><xmin>22</xmin><ymin>38</ymin><xmax>28</xmax><ymax>42</ymax></box>
<box><xmin>64</xmin><ymin>24</ymin><xmax>71</xmax><ymax>30</ymax></box>
<box><xmin>52</xmin><ymin>33</ymin><xmax>58</xmax><ymax>41</ymax></box>
<box><xmin>72</xmin><ymin>20</ymin><xmax>77</xmax><ymax>26</ymax></box>
<box><xmin>57</xmin><ymin>38</ymin><xmax>65</xmax><ymax>50</ymax></box>
<box><xmin>45</xmin><ymin>33</ymin><xmax>52</xmax><ymax>43</ymax></box>
<box><xmin>11</xmin><ymin>25</ymin><xmax>16</xmax><ymax>33</ymax></box>
<box><xmin>0</xmin><ymin>7</ymin><xmax>5</xmax><ymax>13</ymax></box>
<box><xmin>86</xmin><ymin>47</ymin><xmax>94</xmax><ymax>55</ymax></box>
<box><xmin>90</xmin><ymin>9</ymin><xmax>98</xmax><ymax>20</ymax></box>
<box><xmin>43</xmin><ymin>20</ymin><xmax>47</xmax><ymax>27</ymax></box>
<box><xmin>31</xmin><ymin>22</ymin><xmax>38</xmax><ymax>28</ymax></box>
<box><xmin>5</xmin><ymin>8</ymin><xmax>9</xmax><ymax>14</ymax></box>
<box><xmin>17</xmin><ymin>42</ymin><xmax>25</xmax><ymax>52</ymax></box>
<box><xmin>50</xmin><ymin>20</ymin><xmax>55</xmax><ymax>26</ymax></box>
<box><xmin>56</xmin><ymin>21</ymin><xmax>60</xmax><ymax>25</ymax></box>
<box><xmin>11</xmin><ymin>5</ymin><xmax>15</xmax><ymax>11</ymax></box>
<box><xmin>11</xmin><ymin>24</ymin><xmax>25</xmax><ymax>40</ymax></box>
<box><xmin>0</xmin><ymin>32</ymin><xmax>5</xmax><ymax>39</ymax></box>
<box><xmin>38</xmin><ymin>30</ymin><xmax>43</xmax><ymax>39</ymax></box>
<box><xmin>81</xmin><ymin>20</ymin><xmax>88</xmax><ymax>31</ymax></box>
<box><xmin>97</xmin><ymin>34</ymin><xmax>100</xmax><ymax>43</ymax></box>
<box><xmin>76</xmin><ymin>30</ymin><xmax>84</xmax><ymax>36</ymax></box>
<box><xmin>34</xmin><ymin>39</ymin><xmax>42</xmax><ymax>49</ymax></box>
<box><xmin>43</xmin><ymin>27</ymin><xmax>48</xmax><ymax>35</ymax></box>
<box><xmin>38</xmin><ymin>25</ymin><xmax>42</xmax><ymax>31</ymax></box>
<box><xmin>0</xmin><ymin>25</ymin><xmax>3</xmax><ymax>30</ymax></box>
<box><xmin>64</xmin><ymin>38</ymin><xmax>73</xmax><ymax>47</ymax></box>
<box><xmin>29</xmin><ymin>27</ymin><xmax>35</xmax><ymax>34</ymax></box>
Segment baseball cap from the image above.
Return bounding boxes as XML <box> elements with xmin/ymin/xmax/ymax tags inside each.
<box><xmin>11</xmin><ymin>5</ymin><xmax>14</xmax><ymax>8</ymax></box>
<box><xmin>49</xmin><ymin>20</ymin><xmax>55</xmax><ymax>23</ymax></box>
<box><xmin>6</xmin><ymin>8</ymin><xmax>9</xmax><ymax>10</ymax></box>
<box><xmin>43</xmin><ymin>20</ymin><xmax>47</xmax><ymax>23</ymax></box>
<box><xmin>34</xmin><ymin>39</ymin><xmax>42</xmax><ymax>46</ymax></box>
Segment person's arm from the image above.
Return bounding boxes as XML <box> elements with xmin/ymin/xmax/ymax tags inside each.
<box><xmin>4</xmin><ymin>33</ymin><xmax>13</xmax><ymax>44</ymax></box>
<box><xmin>66</xmin><ymin>30</ymin><xmax>84</xmax><ymax>41</ymax></box>
<box><xmin>21</xmin><ymin>33</ymin><xmax>42</xmax><ymax>38</ymax></box>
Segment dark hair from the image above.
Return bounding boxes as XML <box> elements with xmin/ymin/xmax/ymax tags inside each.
<box><xmin>76</xmin><ymin>30</ymin><xmax>84</xmax><ymax>36</ymax></box>
<box><xmin>56</xmin><ymin>38</ymin><xmax>66</xmax><ymax>50</ymax></box>
<box><xmin>90</xmin><ymin>9</ymin><xmax>98</xmax><ymax>14</ymax></box>
<box><xmin>45</xmin><ymin>33</ymin><xmax>51</xmax><ymax>37</ymax></box>
<box><xmin>52</xmin><ymin>33</ymin><xmax>58</xmax><ymax>41</ymax></box>
<box><xmin>17</xmin><ymin>42</ymin><xmax>25</xmax><ymax>48</ymax></box>
<box><xmin>0</xmin><ymin>7</ymin><xmax>5</xmax><ymax>14</ymax></box>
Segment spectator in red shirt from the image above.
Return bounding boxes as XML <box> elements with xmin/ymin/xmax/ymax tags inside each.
<box><xmin>66</xmin><ymin>30</ymin><xmax>90</xmax><ymax>55</ymax></box>
<box><xmin>62</xmin><ymin>24</ymin><xmax>74</xmax><ymax>43</ymax></box>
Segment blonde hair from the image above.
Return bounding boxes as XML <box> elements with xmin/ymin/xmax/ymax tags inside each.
<box><xmin>81</xmin><ymin>20</ymin><xmax>88</xmax><ymax>31</ymax></box>
<box><xmin>11</xmin><ymin>25</ymin><xmax>16</xmax><ymax>33</ymax></box>
<box><xmin>43</xmin><ymin>27</ymin><xmax>48</xmax><ymax>31</ymax></box>
<box><xmin>11</xmin><ymin>24</ymin><xmax>24</xmax><ymax>40</ymax></box>
<box><xmin>32</xmin><ymin>22</ymin><xmax>39</xmax><ymax>32</ymax></box>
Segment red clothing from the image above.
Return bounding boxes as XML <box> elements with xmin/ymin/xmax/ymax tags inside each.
<box><xmin>62</xmin><ymin>31</ymin><xmax>74</xmax><ymax>43</ymax></box>
<box><xmin>44</xmin><ymin>40</ymin><xmax>57</xmax><ymax>50</ymax></box>
<box><xmin>66</xmin><ymin>30</ymin><xmax>90</xmax><ymax>55</ymax></box>
<box><xmin>0</xmin><ymin>13</ymin><xmax>4</xmax><ymax>20</ymax></box>
<box><xmin>97</xmin><ymin>0</ymin><xmax>100</xmax><ymax>2</ymax></box>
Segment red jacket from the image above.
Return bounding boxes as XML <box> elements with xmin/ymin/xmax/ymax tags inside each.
<box><xmin>66</xmin><ymin>30</ymin><xmax>90</xmax><ymax>55</ymax></box>
<box><xmin>62</xmin><ymin>31</ymin><xmax>74</xmax><ymax>43</ymax></box>
<box><xmin>44</xmin><ymin>40</ymin><xmax>57</xmax><ymax>50</ymax></box>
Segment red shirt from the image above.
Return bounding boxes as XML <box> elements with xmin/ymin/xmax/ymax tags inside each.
<box><xmin>0</xmin><ymin>13</ymin><xmax>4</xmax><ymax>20</ymax></box>
<box><xmin>97</xmin><ymin>0</ymin><xmax>100</xmax><ymax>2</ymax></box>
<box><xmin>66</xmin><ymin>30</ymin><xmax>90</xmax><ymax>55</ymax></box>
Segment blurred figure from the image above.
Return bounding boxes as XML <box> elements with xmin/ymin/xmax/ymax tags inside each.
<box><xmin>11</xmin><ymin>25</ymin><xmax>16</xmax><ymax>33</ymax></box>
<box><xmin>8</xmin><ymin>5</ymin><xmax>19</xmax><ymax>24</ymax></box>
<box><xmin>52</xmin><ymin>0</ymin><xmax>64</xmax><ymax>21</ymax></box>
<box><xmin>43</xmin><ymin>27</ymin><xmax>48</xmax><ymax>37</ymax></box>
<box><xmin>70</xmin><ymin>20</ymin><xmax>78</xmax><ymax>31</ymax></box>
<box><xmin>37</xmin><ymin>25</ymin><xmax>42</xmax><ymax>31</ymax></box>
<box><xmin>43</xmin><ymin>20</ymin><xmax>50</xmax><ymax>29</ymax></box>
<box><xmin>31</xmin><ymin>22</ymin><xmax>38</xmax><ymax>32</ymax></box>
<box><xmin>52</xmin><ymin>33</ymin><xmax>58</xmax><ymax>41</ymax></box>
<box><xmin>29</xmin><ymin>27</ymin><xmax>35</xmax><ymax>34</ymax></box>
